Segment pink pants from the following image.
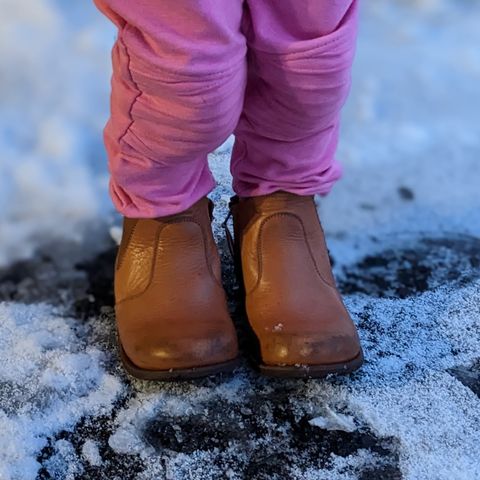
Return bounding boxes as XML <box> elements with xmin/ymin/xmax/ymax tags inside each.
<box><xmin>95</xmin><ymin>0</ymin><xmax>359</xmax><ymax>217</ymax></box>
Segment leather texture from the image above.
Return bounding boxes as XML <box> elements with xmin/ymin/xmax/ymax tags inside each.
<box><xmin>115</xmin><ymin>197</ymin><xmax>238</xmax><ymax>371</ymax></box>
<box><xmin>231</xmin><ymin>191</ymin><xmax>362</xmax><ymax>367</ymax></box>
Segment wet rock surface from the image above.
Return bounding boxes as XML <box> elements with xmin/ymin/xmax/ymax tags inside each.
<box><xmin>448</xmin><ymin>362</ymin><xmax>480</xmax><ymax>398</ymax></box>
<box><xmin>3</xmin><ymin>230</ymin><xmax>478</xmax><ymax>479</ymax></box>
<box><xmin>141</xmin><ymin>394</ymin><xmax>399</xmax><ymax>479</ymax></box>
<box><xmin>338</xmin><ymin>235</ymin><xmax>480</xmax><ymax>299</ymax></box>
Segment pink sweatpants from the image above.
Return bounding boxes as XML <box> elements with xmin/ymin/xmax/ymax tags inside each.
<box><xmin>95</xmin><ymin>0</ymin><xmax>359</xmax><ymax>217</ymax></box>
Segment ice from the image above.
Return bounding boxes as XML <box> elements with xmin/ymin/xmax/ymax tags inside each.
<box><xmin>308</xmin><ymin>406</ymin><xmax>357</xmax><ymax>433</ymax></box>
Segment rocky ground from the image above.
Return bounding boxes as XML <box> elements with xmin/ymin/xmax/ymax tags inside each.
<box><xmin>1</xmin><ymin>216</ymin><xmax>479</xmax><ymax>479</ymax></box>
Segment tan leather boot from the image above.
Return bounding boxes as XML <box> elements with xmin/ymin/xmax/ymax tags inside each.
<box><xmin>228</xmin><ymin>192</ymin><xmax>363</xmax><ymax>378</ymax></box>
<box><xmin>115</xmin><ymin>197</ymin><xmax>239</xmax><ymax>380</ymax></box>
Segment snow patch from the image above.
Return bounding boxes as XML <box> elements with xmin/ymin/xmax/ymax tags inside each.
<box><xmin>0</xmin><ymin>303</ymin><xmax>122</xmax><ymax>480</ymax></box>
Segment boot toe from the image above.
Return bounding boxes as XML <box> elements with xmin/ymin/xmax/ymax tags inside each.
<box><xmin>259</xmin><ymin>332</ymin><xmax>361</xmax><ymax>367</ymax></box>
<box><xmin>123</xmin><ymin>332</ymin><xmax>238</xmax><ymax>371</ymax></box>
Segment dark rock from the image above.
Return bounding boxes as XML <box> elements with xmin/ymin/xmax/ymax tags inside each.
<box><xmin>339</xmin><ymin>235</ymin><xmax>480</xmax><ymax>298</ymax></box>
<box><xmin>398</xmin><ymin>186</ymin><xmax>415</xmax><ymax>201</ymax></box>
<box><xmin>448</xmin><ymin>362</ymin><xmax>480</xmax><ymax>398</ymax></box>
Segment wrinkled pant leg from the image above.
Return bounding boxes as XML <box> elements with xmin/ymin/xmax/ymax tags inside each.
<box><xmin>232</xmin><ymin>0</ymin><xmax>359</xmax><ymax>197</ymax></box>
<box><xmin>94</xmin><ymin>0</ymin><xmax>247</xmax><ymax>216</ymax></box>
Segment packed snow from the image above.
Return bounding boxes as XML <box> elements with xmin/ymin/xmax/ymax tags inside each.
<box><xmin>0</xmin><ymin>0</ymin><xmax>479</xmax><ymax>479</ymax></box>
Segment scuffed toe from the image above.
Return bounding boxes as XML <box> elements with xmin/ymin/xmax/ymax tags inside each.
<box><xmin>260</xmin><ymin>332</ymin><xmax>361</xmax><ymax>367</ymax></box>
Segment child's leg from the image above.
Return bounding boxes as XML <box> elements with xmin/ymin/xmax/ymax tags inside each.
<box><xmin>94</xmin><ymin>0</ymin><xmax>247</xmax><ymax>217</ymax></box>
<box><xmin>229</xmin><ymin>2</ymin><xmax>363</xmax><ymax>377</ymax></box>
<box><xmin>94</xmin><ymin>1</ymin><xmax>247</xmax><ymax>379</ymax></box>
<box><xmin>231</xmin><ymin>0</ymin><xmax>358</xmax><ymax>197</ymax></box>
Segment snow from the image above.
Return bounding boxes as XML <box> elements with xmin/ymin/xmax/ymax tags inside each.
<box><xmin>0</xmin><ymin>0</ymin><xmax>114</xmax><ymax>267</ymax></box>
<box><xmin>0</xmin><ymin>303</ymin><xmax>122</xmax><ymax>479</ymax></box>
<box><xmin>1</xmin><ymin>0</ymin><xmax>480</xmax><ymax>479</ymax></box>
<box><xmin>81</xmin><ymin>440</ymin><xmax>103</xmax><ymax>467</ymax></box>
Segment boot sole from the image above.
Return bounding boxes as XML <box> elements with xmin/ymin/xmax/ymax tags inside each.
<box><xmin>118</xmin><ymin>341</ymin><xmax>240</xmax><ymax>381</ymax></box>
<box><xmin>257</xmin><ymin>349</ymin><xmax>364</xmax><ymax>379</ymax></box>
